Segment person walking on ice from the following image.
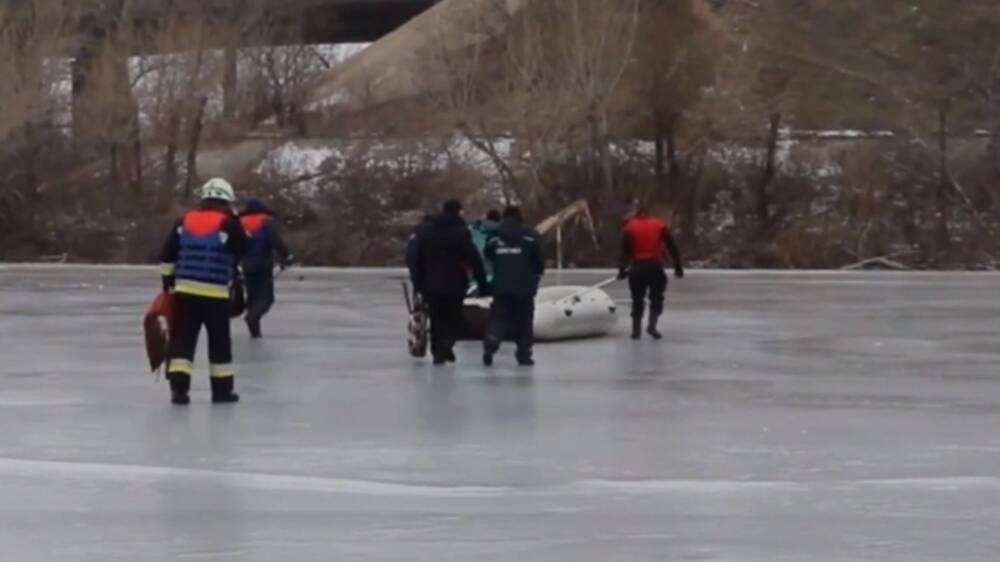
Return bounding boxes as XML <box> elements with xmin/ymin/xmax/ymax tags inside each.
<box><xmin>159</xmin><ymin>178</ymin><xmax>247</xmax><ymax>405</ymax></box>
<box><xmin>239</xmin><ymin>198</ymin><xmax>294</xmax><ymax>339</ymax></box>
<box><xmin>482</xmin><ymin>206</ymin><xmax>544</xmax><ymax>367</ymax></box>
<box><xmin>413</xmin><ymin>199</ymin><xmax>490</xmax><ymax>365</ymax></box>
<box><xmin>618</xmin><ymin>205</ymin><xmax>684</xmax><ymax>340</ymax></box>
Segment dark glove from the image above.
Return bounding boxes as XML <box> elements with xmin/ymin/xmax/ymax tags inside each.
<box><xmin>230</xmin><ymin>283</ymin><xmax>246</xmax><ymax>318</ymax></box>
<box><xmin>161</xmin><ymin>275</ymin><xmax>175</xmax><ymax>293</ymax></box>
<box><xmin>674</xmin><ymin>266</ymin><xmax>685</xmax><ymax>279</ymax></box>
<box><xmin>616</xmin><ymin>266</ymin><xmax>629</xmax><ymax>281</ymax></box>
<box><xmin>281</xmin><ymin>254</ymin><xmax>296</xmax><ymax>270</ymax></box>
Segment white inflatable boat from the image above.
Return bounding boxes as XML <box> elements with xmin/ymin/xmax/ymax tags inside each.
<box><xmin>465</xmin><ymin>285</ymin><xmax>618</xmax><ymax>341</ymax></box>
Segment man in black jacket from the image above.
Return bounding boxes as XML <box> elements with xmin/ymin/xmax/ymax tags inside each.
<box><xmin>482</xmin><ymin>206</ymin><xmax>544</xmax><ymax>367</ymax></box>
<box><xmin>404</xmin><ymin>213</ymin><xmax>435</xmax><ymax>285</ymax></box>
<box><xmin>413</xmin><ymin>199</ymin><xmax>489</xmax><ymax>365</ymax></box>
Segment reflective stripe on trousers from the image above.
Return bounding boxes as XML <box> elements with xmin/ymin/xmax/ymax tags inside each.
<box><xmin>167</xmin><ymin>358</ymin><xmax>193</xmax><ymax>374</ymax></box>
<box><xmin>175</xmin><ymin>279</ymin><xmax>230</xmax><ymax>300</ymax></box>
<box><xmin>210</xmin><ymin>364</ymin><xmax>235</xmax><ymax>378</ymax></box>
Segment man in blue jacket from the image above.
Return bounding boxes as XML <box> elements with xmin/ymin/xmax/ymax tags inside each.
<box><xmin>482</xmin><ymin>206</ymin><xmax>545</xmax><ymax>367</ymax></box>
<box><xmin>239</xmin><ymin>198</ymin><xmax>294</xmax><ymax>339</ymax></box>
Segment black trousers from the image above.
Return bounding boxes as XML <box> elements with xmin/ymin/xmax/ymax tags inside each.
<box><xmin>426</xmin><ymin>296</ymin><xmax>464</xmax><ymax>360</ymax></box>
<box><xmin>167</xmin><ymin>294</ymin><xmax>235</xmax><ymax>395</ymax></box>
<box><xmin>245</xmin><ymin>272</ymin><xmax>275</xmax><ymax>322</ymax></box>
<box><xmin>485</xmin><ymin>294</ymin><xmax>535</xmax><ymax>359</ymax></box>
<box><xmin>628</xmin><ymin>260</ymin><xmax>667</xmax><ymax>320</ymax></box>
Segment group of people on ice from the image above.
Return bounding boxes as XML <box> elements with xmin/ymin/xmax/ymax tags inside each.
<box><xmin>155</xmin><ymin>178</ymin><xmax>683</xmax><ymax>405</ymax></box>
<box><xmin>406</xmin><ymin>199</ymin><xmax>545</xmax><ymax>367</ymax></box>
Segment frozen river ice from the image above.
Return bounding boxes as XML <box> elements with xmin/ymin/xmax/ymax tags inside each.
<box><xmin>1</xmin><ymin>266</ymin><xmax>999</xmax><ymax>561</ymax></box>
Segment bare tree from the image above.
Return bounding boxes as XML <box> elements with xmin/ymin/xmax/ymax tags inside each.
<box><xmin>624</xmin><ymin>0</ymin><xmax>721</xmax><ymax>234</ymax></box>
<box><xmin>0</xmin><ymin>0</ymin><xmax>77</xmax><ymax>232</ymax></box>
<box><xmin>555</xmin><ymin>0</ymin><xmax>641</xmax><ymax>206</ymax></box>
<box><xmin>422</xmin><ymin>0</ymin><xmax>650</xmax><ymax>215</ymax></box>
<box><xmin>0</xmin><ymin>0</ymin><xmax>74</xmax><ymax>144</ymax></box>
<box><xmin>129</xmin><ymin>3</ymin><xmax>273</xmax><ymax>199</ymax></box>
<box><xmin>242</xmin><ymin>44</ymin><xmax>330</xmax><ymax>131</ymax></box>
<box><xmin>419</xmin><ymin>0</ymin><xmax>544</xmax><ymax>206</ymax></box>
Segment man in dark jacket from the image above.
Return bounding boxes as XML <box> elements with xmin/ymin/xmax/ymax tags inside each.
<box><xmin>413</xmin><ymin>199</ymin><xmax>489</xmax><ymax>365</ymax></box>
<box><xmin>405</xmin><ymin>213</ymin><xmax>435</xmax><ymax>285</ymax></box>
<box><xmin>160</xmin><ymin>178</ymin><xmax>247</xmax><ymax>405</ymax></box>
<box><xmin>239</xmin><ymin>198</ymin><xmax>294</xmax><ymax>339</ymax></box>
<box><xmin>618</xmin><ymin>208</ymin><xmax>684</xmax><ymax>340</ymax></box>
<box><xmin>482</xmin><ymin>206</ymin><xmax>544</xmax><ymax>367</ymax></box>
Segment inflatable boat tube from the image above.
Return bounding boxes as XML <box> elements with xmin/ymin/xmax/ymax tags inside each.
<box><xmin>463</xmin><ymin>285</ymin><xmax>618</xmax><ymax>342</ymax></box>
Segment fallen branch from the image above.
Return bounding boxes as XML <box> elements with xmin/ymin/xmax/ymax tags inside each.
<box><xmin>39</xmin><ymin>252</ymin><xmax>68</xmax><ymax>263</ymax></box>
<box><xmin>841</xmin><ymin>254</ymin><xmax>912</xmax><ymax>271</ymax></box>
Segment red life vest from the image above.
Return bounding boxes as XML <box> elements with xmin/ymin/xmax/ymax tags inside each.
<box><xmin>183</xmin><ymin>208</ymin><xmax>228</xmax><ymax>237</ymax></box>
<box><xmin>240</xmin><ymin>212</ymin><xmax>274</xmax><ymax>262</ymax></box>
<box><xmin>625</xmin><ymin>215</ymin><xmax>669</xmax><ymax>262</ymax></box>
<box><xmin>240</xmin><ymin>213</ymin><xmax>269</xmax><ymax>235</ymax></box>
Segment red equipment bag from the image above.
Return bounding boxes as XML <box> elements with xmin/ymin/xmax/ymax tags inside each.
<box><xmin>143</xmin><ymin>292</ymin><xmax>176</xmax><ymax>373</ymax></box>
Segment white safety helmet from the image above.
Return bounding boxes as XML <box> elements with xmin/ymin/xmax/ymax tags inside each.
<box><xmin>200</xmin><ymin>178</ymin><xmax>236</xmax><ymax>203</ymax></box>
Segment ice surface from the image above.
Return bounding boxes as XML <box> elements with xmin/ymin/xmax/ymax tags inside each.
<box><xmin>1</xmin><ymin>267</ymin><xmax>1000</xmax><ymax>561</ymax></box>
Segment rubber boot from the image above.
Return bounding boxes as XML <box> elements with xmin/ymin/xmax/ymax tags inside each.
<box><xmin>246</xmin><ymin>316</ymin><xmax>262</xmax><ymax>339</ymax></box>
<box><xmin>432</xmin><ymin>343</ymin><xmax>447</xmax><ymax>365</ymax></box>
<box><xmin>431</xmin><ymin>338</ymin><xmax>451</xmax><ymax>365</ymax></box>
<box><xmin>631</xmin><ymin>316</ymin><xmax>643</xmax><ymax>340</ymax></box>
<box><xmin>483</xmin><ymin>338</ymin><xmax>499</xmax><ymax>367</ymax></box>
<box><xmin>647</xmin><ymin>314</ymin><xmax>663</xmax><ymax>340</ymax></box>
<box><xmin>168</xmin><ymin>372</ymin><xmax>191</xmax><ymax>405</ymax></box>
<box><xmin>210</xmin><ymin>377</ymin><xmax>240</xmax><ymax>404</ymax></box>
<box><xmin>515</xmin><ymin>335</ymin><xmax>535</xmax><ymax>365</ymax></box>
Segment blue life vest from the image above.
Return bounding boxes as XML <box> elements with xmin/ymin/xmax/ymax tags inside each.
<box><xmin>175</xmin><ymin>209</ymin><xmax>233</xmax><ymax>288</ymax></box>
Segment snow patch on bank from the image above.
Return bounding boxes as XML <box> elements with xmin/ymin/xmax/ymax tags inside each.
<box><xmin>252</xmin><ymin>136</ymin><xmax>516</xmax><ymax>198</ymax></box>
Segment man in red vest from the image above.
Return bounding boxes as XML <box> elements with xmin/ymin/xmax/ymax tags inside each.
<box><xmin>618</xmin><ymin>208</ymin><xmax>684</xmax><ymax>340</ymax></box>
<box><xmin>239</xmin><ymin>198</ymin><xmax>294</xmax><ymax>339</ymax></box>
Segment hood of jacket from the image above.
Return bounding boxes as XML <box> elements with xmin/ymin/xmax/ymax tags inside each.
<box><xmin>242</xmin><ymin>198</ymin><xmax>271</xmax><ymax>216</ymax></box>
<box><xmin>433</xmin><ymin>210</ymin><xmax>466</xmax><ymax>230</ymax></box>
<box><xmin>496</xmin><ymin>218</ymin><xmax>529</xmax><ymax>242</ymax></box>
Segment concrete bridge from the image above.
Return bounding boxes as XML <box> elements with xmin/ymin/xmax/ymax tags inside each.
<box><xmin>83</xmin><ymin>0</ymin><xmax>437</xmax><ymax>47</ymax></box>
<box><xmin>69</xmin><ymin>0</ymin><xmax>435</xmax><ymax>144</ymax></box>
